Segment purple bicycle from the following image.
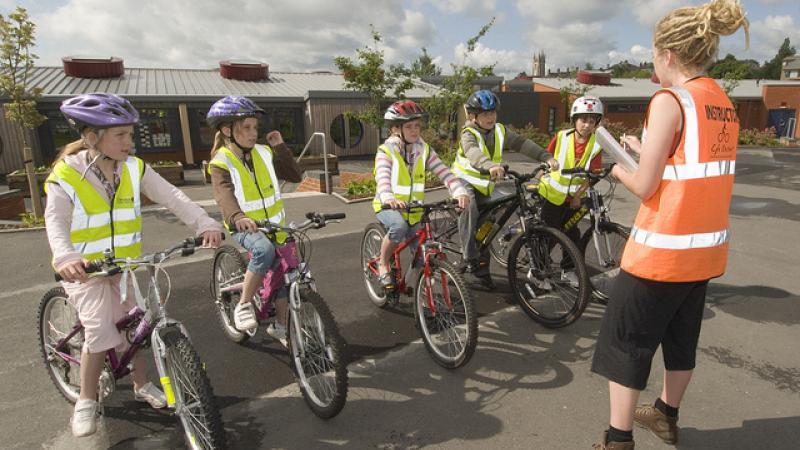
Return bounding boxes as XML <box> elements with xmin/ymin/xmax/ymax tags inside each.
<box><xmin>38</xmin><ymin>238</ymin><xmax>225</xmax><ymax>449</ymax></box>
<box><xmin>210</xmin><ymin>211</ymin><xmax>348</xmax><ymax>419</ymax></box>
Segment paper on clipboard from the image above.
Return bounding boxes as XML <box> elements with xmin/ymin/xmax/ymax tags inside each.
<box><xmin>595</xmin><ymin>126</ymin><xmax>639</xmax><ymax>172</ymax></box>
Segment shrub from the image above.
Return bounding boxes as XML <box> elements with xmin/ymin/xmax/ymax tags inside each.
<box><xmin>505</xmin><ymin>124</ymin><xmax>551</xmax><ymax>149</ymax></box>
<box><xmin>601</xmin><ymin>120</ymin><xmax>643</xmax><ymax>141</ymax></box>
<box><xmin>149</xmin><ymin>160</ymin><xmax>182</xmax><ymax>167</ymax></box>
<box><xmin>344</xmin><ymin>178</ymin><xmax>376</xmax><ymax>199</ymax></box>
<box><xmin>738</xmin><ymin>128</ymin><xmax>779</xmax><ymax>146</ymax></box>
<box><xmin>10</xmin><ymin>165</ymin><xmax>49</xmax><ymax>175</ymax></box>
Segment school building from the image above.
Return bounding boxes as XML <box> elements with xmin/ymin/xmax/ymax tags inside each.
<box><xmin>0</xmin><ymin>57</ymin><xmax>437</xmax><ymax>175</ymax></box>
<box><xmin>508</xmin><ymin>70</ymin><xmax>800</xmax><ymax>139</ymax></box>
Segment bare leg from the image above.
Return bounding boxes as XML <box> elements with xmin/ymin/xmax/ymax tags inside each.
<box><xmin>609</xmin><ymin>380</ymin><xmax>641</xmax><ymax>431</ymax></box>
<box><xmin>240</xmin><ymin>269</ymin><xmax>265</xmax><ymax>306</ymax></box>
<box><xmin>379</xmin><ymin>236</ymin><xmax>397</xmax><ymax>275</ymax></box>
<box><xmin>79</xmin><ymin>351</ymin><xmax>106</xmax><ymax>401</ymax></box>
<box><xmin>274</xmin><ymin>297</ymin><xmax>289</xmax><ymax>327</ymax></box>
<box><xmin>131</xmin><ymin>351</ymin><xmax>150</xmax><ymax>390</ymax></box>
<box><xmin>661</xmin><ymin>369</ymin><xmax>693</xmax><ymax>407</ymax></box>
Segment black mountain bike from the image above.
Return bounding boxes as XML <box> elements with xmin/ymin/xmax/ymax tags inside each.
<box><xmin>560</xmin><ymin>166</ymin><xmax>630</xmax><ymax>304</ymax></box>
<box><xmin>436</xmin><ymin>164</ymin><xmax>591</xmax><ymax>328</ymax></box>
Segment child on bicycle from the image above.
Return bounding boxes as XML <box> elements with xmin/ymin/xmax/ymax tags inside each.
<box><xmin>373</xmin><ymin>100</ymin><xmax>470</xmax><ymax>291</ymax></box>
<box><xmin>538</xmin><ymin>96</ymin><xmax>604</xmax><ymax>244</ymax></box>
<box><xmin>207</xmin><ymin>96</ymin><xmax>302</xmax><ymax>340</ymax></box>
<box><xmin>44</xmin><ymin>93</ymin><xmax>224</xmax><ymax>437</ymax></box>
<box><xmin>453</xmin><ymin>89</ymin><xmax>558</xmax><ymax>289</ymax></box>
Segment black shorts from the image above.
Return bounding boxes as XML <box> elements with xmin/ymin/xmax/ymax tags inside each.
<box><xmin>590</xmin><ymin>269</ymin><xmax>709</xmax><ymax>390</ymax></box>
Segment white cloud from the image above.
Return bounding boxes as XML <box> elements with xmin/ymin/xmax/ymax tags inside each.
<box><xmin>629</xmin><ymin>0</ymin><xmax>688</xmax><ymax>28</ymax></box>
<box><xmin>526</xmin><ymin>21</ymin><xmax>618</xmax><ymax>70</ymax></box>
<box><xmin>31</xmin><ymin>0</ymin><xmax>436</xmax><ymax>71</ymax></box>
<box><xmin>428</xmin><ymin>0</ymin><xmax>497</xmax><ymax>14</ymax></box>
<box><xmin>453</xmin><ymin>42</ymin><xmax>528</xmax><ymax>78</ymax></box>
<box><xmin>608</xmin><ymin>44</ymin><xmax>653</xmax><ymax>64</ymax></box>
<box><xmin>515</xmin><ymin>0</ymin><xmax>621</xmax><ymax>23</ymax></box>
<box><xmin>727</xmin><ymin>14</ymin><xmax>800</xmax><ymax>64</ymax></box>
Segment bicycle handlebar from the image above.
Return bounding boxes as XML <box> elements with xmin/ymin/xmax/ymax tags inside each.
<box><xmin>380</xmin><ymin>198</ymin><xmax>459</xmax><ymax>212</ymax></box>
<box><xmin>54</xmin><ymin>236</ymin><xmax>217</xmax><ymax>282</ymax></box>
<box><xmin>256</xmin><ymin>211</ymin><xmax>346</xmax><ymax>234</ymax></box>
<box><xmin>561</xmin><ymin>165</ymin><xmax>613</xmax><ymax>178</ymax></box>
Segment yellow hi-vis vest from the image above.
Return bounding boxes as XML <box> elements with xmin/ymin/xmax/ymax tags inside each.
<box><xmin>372</xmin><ymin>143</ymin><xmax>429</xmax><ymax>225</ymax></box>
<box><xmin>538</xmin><ymin>129</ymin><xmax>602</xmax><ymax>206</ymax></box>
<box><xmin>45</xmin><ymin>156</ymin><xmax>144</xmax><ymax>262</ymax></box>
<box><xmin>208</xmin><ymin>145</ymin><xmax>287</xmax><ymax>242</ymax></box>
<box><xmin>451</xmin><ymin>123</ymin><xmax>505</xmax><ymax>195</ymax></box>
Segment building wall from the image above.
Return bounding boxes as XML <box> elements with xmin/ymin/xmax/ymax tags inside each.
<box><xmin>763</xmin><ymin>85</ymin><xmax>800</xmax><ymax>138</ymax></box>
<box><xmin>306</xmin><ymin>99</ymin><xmax>378</xmax><ymax>157</ymax></box>
<box><xmin>0</xmin><ymin>104</ymin><xmax>43</xmax><ymax>175</ymax></box>
<box><xmin>536</xmin><ymin>92</ymin><xmax>563</xmax><ymax>133</ymax></box>
<box><xmin>735</xmin><ymin>100</ymin><xmax>766</xmax><ymax>131</ymax></box>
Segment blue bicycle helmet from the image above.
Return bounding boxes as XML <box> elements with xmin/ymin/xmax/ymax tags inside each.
<box><xmin>465</xmin><ymin>90</ymin><xmax>500</xmax><ymax>113</ymax></box>
<box><xmin>206</xmin><ymin>96</ymin><xmax>265</xmax><ymax>129</ymax></box>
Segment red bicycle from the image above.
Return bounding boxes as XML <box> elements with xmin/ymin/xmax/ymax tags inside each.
<box><xmin>360</xmin><ymin>199</ymin><xmax>477</xmax><ymax>369</ymax></box>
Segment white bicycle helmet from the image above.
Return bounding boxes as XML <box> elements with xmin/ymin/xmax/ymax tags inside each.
<box><xmin>570</xmin><ymin>96</ymin><xmax>604</xmax><ymax>120</ymax></box>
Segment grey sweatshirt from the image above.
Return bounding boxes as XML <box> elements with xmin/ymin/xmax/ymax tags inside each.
<box><xmin>460</xmin><ymin>121</ymin><xmax>552</xmax><ymax>170</ymax></box>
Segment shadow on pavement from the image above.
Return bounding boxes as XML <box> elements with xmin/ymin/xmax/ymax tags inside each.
<box><xmin>706</xmin><ymin>282</ymin><xmax>800</xmax><ymax>325</ymax></box>
<box><xmin>677</xmin><ymin>416</ymin><xmax>800</xmax><ymax>450</ymax></box>
<box><xmin>729</xmin><ymin>195</ymin><xmax>800</xmax><ymax>222</ymax></box>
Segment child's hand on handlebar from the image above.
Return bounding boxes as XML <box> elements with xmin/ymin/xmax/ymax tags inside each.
<box><xmin>489</xmin><ymin>165</ymin><xmax>506</xmax><ymax>179</ymax></box>
<box><xmin>234</xmin><ymin>216</ymin><xmax>258</xmax><ymax>233</ymax></box>
<box><xmin>57</xmin><ymin>258</ymin><xmax>91</xmax><ymax>283</ymax></box>
<box><xmin>200</xmin><ymin>230</ymin><xmax>224</xmax><ymax>248</ymax></box>
<box><xmin>385</xmin><ymin>198</ymin><xmax>407</xmax><ymax>209</ymax></box>
<box><xmin>546</xmin><ymin>158</ymin><xmax>559</xmax><ymax>171</ymax></box>
<box><xmin>455</xmin><ymin>194</ymin><xmax>470</xmax><ymax>209</ymax></box>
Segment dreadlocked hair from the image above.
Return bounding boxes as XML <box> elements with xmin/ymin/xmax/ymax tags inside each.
<box><xmin>654</xmin><ymin>0</ymin><xmax>749</xmax><ymax>72</ymax></box>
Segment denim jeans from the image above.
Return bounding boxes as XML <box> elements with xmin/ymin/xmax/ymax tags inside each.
<box><xmin>233</xmin><ymin>230</ymin><xmax>289</xmax><ymax>298</ymax></box>
<box><xmin>376</xmin><ymin>209</ymin><xmax>421</xmax><ymax>262</ymax></box>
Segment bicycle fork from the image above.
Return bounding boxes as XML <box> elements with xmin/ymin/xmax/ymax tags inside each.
<box><xmin>151</xmin><ymin>321</ymin><xmax>192</xmax><ymax>412</ymax></box>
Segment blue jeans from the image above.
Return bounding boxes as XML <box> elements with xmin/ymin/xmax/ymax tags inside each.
<box><xmin>376</xmin><ymin>209</ymin><xmax>421</xmax><ymax>262</ymax></box>
<box><xmin>233</xmin><ymin>231</ymin><xmax>288</xmax><ymax>298</ymax></box>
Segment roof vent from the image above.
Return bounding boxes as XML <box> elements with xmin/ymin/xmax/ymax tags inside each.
<box><xmin>219</xmin><ymin>60</ymin><xmax>269</xmax><ymax>81</ymax></box>
<box><xmin>62</xmin><ymin>56</ymin><xmax>124</xmax><ymax>78</ymax></box>
<box><xmin>576</xmin><ymin>70</ymin><xmax>611</xmax><ymax>86</ymax></box>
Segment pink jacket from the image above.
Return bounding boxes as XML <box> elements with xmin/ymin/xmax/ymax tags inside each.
<box><xmin>45</xmin><ymin>151</ymin><xmax>223</xmax><ymax>269</ymax></box>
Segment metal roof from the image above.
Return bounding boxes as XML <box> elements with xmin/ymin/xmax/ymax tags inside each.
<box><xmin>783</xmin><ymin>56</ymin><xmax>800</xmax><ymax>70</ymax></box>
<box><xmin>18</xmin><ymin>66</ymin><xmax>438</xmax><ymax>103</ymax></box>
<box><xmin>531</xmin><ymin>77</ymin><xmax>800</xmax><ymax>101</ymax></box>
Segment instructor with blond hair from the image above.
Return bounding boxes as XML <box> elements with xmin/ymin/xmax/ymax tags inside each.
<box><xmin>590</xmin><ymin>1</ymin><xmax>749</xmax><ymax>448</ymax></box>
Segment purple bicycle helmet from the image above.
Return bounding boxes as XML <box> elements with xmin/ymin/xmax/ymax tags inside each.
<box><xmin>206</xmin><ymin>96</ymin><xmax>265</xmax><ymax>129</ymax></box>
<box><xmin>60</xmin><ymin>93</ymin><xmax>140</xmax><ymax>130</ymax></box>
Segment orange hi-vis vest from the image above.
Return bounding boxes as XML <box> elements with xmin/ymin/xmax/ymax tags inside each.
<box><xmin>621</xmin><ymin>77</ymin><xmax>737</xmax><ymax>282</ymax></box>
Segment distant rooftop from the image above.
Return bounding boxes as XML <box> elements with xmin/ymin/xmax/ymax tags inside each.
<box><xmin>531</xmin><ymin>77</ymin><xmax>800</xmax><ymax>100</ymax></box>
<box><xmin>13</xmin><ymin>66</ymin><xmax>439</xmax><ymax>103</ymax></box>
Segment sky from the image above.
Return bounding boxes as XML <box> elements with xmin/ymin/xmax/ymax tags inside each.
<box><xmin>1</xmin><ymin>0</ymin><xmax>798</xmax><ymax>79</ymax></box>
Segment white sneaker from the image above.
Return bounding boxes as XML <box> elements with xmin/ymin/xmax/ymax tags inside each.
<box><xmin>134</xmin><ymin>382</ymin><xmax>167</xmax><ymax>409</ymax></box>
<box><xmin>234</xmin><ymin>302</ymin><xmax>258</xmax><ymax>331</ymax></box>
<box><xmin>562</xmin><ymin>271</ymin><xmax>580</xmax><ymax>288</ymax></box>
<box><xmin>71</xmin><ymin>399</ymin><xmax>98</xmax><ymax>437</ymax></box>
<box><xmin>266</xmin><ymin>322</ymin><xmax>288</xmax><ymax>347</ymax></box>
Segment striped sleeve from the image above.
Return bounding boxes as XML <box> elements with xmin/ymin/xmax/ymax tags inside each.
<box><xmin>374</xmin><ymin>151</ymin><xmax>396</xmax><ymax>203</ymax></box>
<box><xmin>427</xmin><ymin>148</ymin><xmax>467</xmax><ymax>198</ymax></box>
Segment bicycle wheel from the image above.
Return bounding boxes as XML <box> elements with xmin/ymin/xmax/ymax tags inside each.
<box><xmin>582</xmin><ymin>223</ymin><xmax>630</xmax><ymax>304</ymax></box>
<box><xmin>210</xmin><ymin>245</ymin><xmax>250</xmax><ymax>343</ymax></box>
<box><xmin>288</xmin><ymin>288</ymin><xmax>348</xmax><ymax>419</ymax></box>
<box><xmin>415</xmin><ymin>259</ymin><xmax>477</xmax><ymax>369</ymax></box>
<box><xmin>507</xmin><ymin>226</ymin><xmax>591</xmax><ymax>328</ymax></box>
<box><xmin>38</xmin><ymin>287</ymin><xmax>82</xmax><ymax>403</ymax></box>
<box><xmin>161</xmin><ymin>328</ymin><xmax>226</xmax><ymax>449</ymax></box>
<box><xmin>360</xmin><ymin>223</ymin><xmax>391</xmax><ymax>308</ymax></box>
<box><xmin>428</xmin><ymin>207</ymin><xmax>461</xmax><ymax>259</ymax></box>
<box><xmin>488</xmin><ymin>211</ymin><xmax>522</xmax><ymax>268</ymax></box>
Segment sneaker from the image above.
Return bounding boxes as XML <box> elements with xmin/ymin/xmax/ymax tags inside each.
<box><xmin>234</xmin><ymin>302</ymin><xmax>258</xmax><ymax>331</ymax></box>
<box><xmin>134</xmin><ymin>382</ymin><xmax>167</xmax><ymax>409</ymax></box>
<box><xmin>71</xmin><ymin>399</ymin><xmax>98</xmax><ymax>437</ymax></box>
<box><xmin>634</xmin><ymin>403</ymin><xmax>678</xmax><ymax>444</ymax></box>
<box><xmin>378</xmin><ymin>273</ymin><xmax>396</xmax><ymax>292</ymax></box>
<box><xmin>592</xmin><ymin>431</ymin><xmax>635</xmax><ymax>450</ymax></box>
<box><xmin>266</xmin><ymin>322</ymin><xmax>288</xmax><ymax>347</ymax></box>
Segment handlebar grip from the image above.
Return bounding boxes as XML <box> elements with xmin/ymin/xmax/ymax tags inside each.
<box><xmin>561</xmin><ymin>168</ymin><xmax>586</xmax><ymax>175</ymax></box>
<box><xmin>323</xmin><ymin>212</ymin><xmax>346</xmax><ymax>220</ymax></box>
<box><xmin>54</xmin><ymin>261</ymin><xmax>102</xmax><ymax>282</ymax></box>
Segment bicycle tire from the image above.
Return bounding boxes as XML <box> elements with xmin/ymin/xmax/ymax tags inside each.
<box><xmin>210</xmin><ymin>245</ymin><xmax>250</xmax><ymax>343</ymax></box>
<box><xmin>507</xmin><ymin>226</ymin><xmax>591</xmax><ymax>328</ymax></box>
<box><xmin>582</xmin><ymin>223</ymin><xmax>630</xmax><ymax>304</ymax></box>
<box><xmin>488</xmin><ymin>211</ymin><xmax>523</xmax><ymax>268</ymax></box>
<box><xmin>162</xmin><ymin>329</ymin><xmax>227</xmax><ymax>449</ymax></box>
<box><xmin>38</xmin><ymin>287</ymin><xmax>82</xmax><ymax>403</ymax></box>
<box><xmin>288</xmin><ymin>288</ymin><xmax>348</xmax><ymax>419</ymax></box>
<box><xmin>360</xmin><ymin>223</ymin><xmax>391</xmax><ymax>308</ymax></box>
<box><xmin>414</xmin><ymin>259</ymin><xmax>478</xmax><ymax>369</ymax></box>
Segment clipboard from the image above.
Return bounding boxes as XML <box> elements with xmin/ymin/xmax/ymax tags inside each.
<box><xmin>595</xmin><ymin>126</ymin><xmax>639</xmax><ymax>172</ymax></box>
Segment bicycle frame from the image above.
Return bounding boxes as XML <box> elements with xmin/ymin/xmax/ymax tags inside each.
<box><xmin>366</xmin><ymin>209</ymin><xmax>453</xmax><ymax>313</ymax></box>
<box><xmin>561</xmin><ymin>175</ymin><xmax>620</xmax><ymax>269</ymax></box>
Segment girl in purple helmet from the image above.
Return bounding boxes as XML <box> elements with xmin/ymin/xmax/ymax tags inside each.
<box><xmin>206</xmin><ymin>96</ymin><xmax>302</xmax><ymax>341</ymax></box>
<box><xmin>44</xmin><ymin>93</ymin><xmax>224</xmax><ymax>437</ymax></box>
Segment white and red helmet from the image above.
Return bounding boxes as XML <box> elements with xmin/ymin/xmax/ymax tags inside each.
<box><xmin>570</xmin><ymin>96</ymin><xmax>604</xmax><ymax>120</ymax></box>
<box><xmin>384</xmin><ymin>100</ymin><xmax>426</xmax><ymax>125</ymax></box>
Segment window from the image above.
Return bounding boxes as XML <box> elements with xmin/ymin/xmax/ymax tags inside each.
<box><xmin>38</xmin><ymin>110</ymin><xmax>80</xmax><ymax>161</ymax></box>
<box><xmin>135</xmin><ymin>108</ymin><xmax>181</xmax><ymax>152</ymax></box>
<box><xmin>547</xmin><ymin>107</ymin><xmax>556</xmax><ymax>133</ymax></box>
<box><xmin>195</xmin><ymin>109</ymin><xmax>216</xmax><ymax>149</ymax></box>
<box><xmin>330</xmin><ymin>114</ymin><xmax>364</xmax><ymax>149</ymax></box>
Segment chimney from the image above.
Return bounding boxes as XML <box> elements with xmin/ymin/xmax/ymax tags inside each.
<box><xmin>62</xmin><ymin>56</ymin><xmax>124</xmax><ymax>78</ymax></box>
<box><xmin>219</xmin><ymin>60</ymin><xmax>269</xmax><ymax>81</ymax></box>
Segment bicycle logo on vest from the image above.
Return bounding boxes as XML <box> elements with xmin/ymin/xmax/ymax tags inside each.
<box><xmin>711</xmin><ymin>123</ymin><xmax>734</xmax><ymax>157</ymax></box>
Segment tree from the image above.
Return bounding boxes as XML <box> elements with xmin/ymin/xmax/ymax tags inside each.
<box><xmin>708</xmin><ymin>54</ymin><xmax>759</xmax><ymax>79</ymax></box>
<box><xmin>584</xmin><ymin>62</ymin><xmax>594</xmax><ymax>70</ymax></box>
<box><xmin>759</xmin><ymin>37</ymin><xmax>796</xmax><ymax>80</ymax></box>
<box><xmin>333</xmin><ymin>26</ymin><xmax>415</xmax><ymax>128</ymax></box>
<box><xmin>421</xmin><ymin>17</ymin><xmax>497</xmax><ymax>139</ymax></box>
<box><xmin>410</xmin><ymin>47</ymin><xmax>441</xmax><ymax>78</ymax></box>
<box><xmin>0</xmin><ymin>7</ymin><xmax>46</xmax><ymax>218</ymax></box>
